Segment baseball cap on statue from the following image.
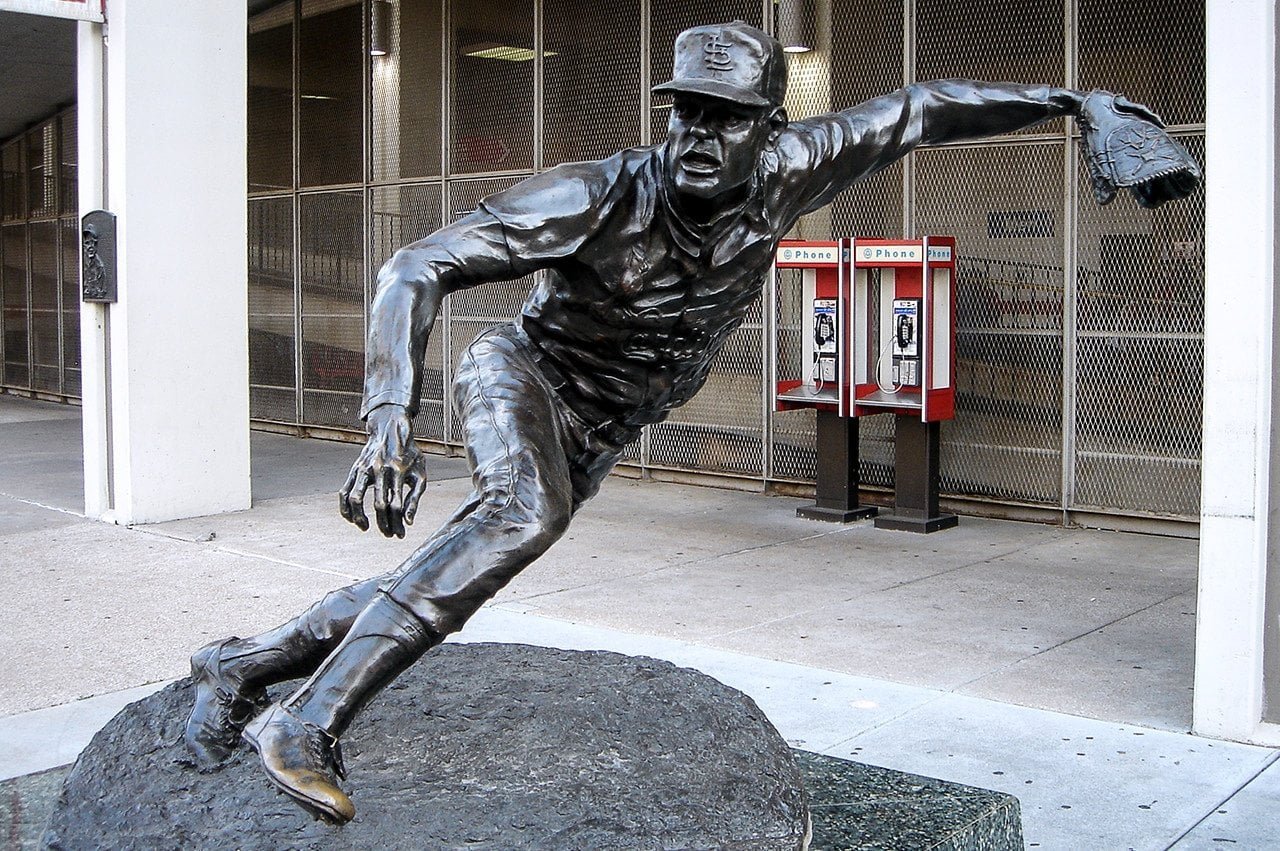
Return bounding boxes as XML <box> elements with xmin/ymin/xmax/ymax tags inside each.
<box><xmin>653</xmin><ymin>21</ymin><xmax>787</xmax><ymax>108</ymax></box>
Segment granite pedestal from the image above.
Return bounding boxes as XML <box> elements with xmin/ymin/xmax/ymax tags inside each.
<box><xmin>32</xmin><ymin>643</ymin><xmax>1024</xmax><ymax>850</ymax></box>
<box><xmin>41</xmin><ymin>643</ymin><xmax>809</xmax><ymax>850</ymax></box>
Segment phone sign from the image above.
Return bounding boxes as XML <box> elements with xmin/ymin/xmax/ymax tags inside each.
<box><xmin>859</xmin><ymin>245</ymin><xmax>922</xmax><ymax>263</ymax></box>
<box><xmin>777</xmin><ymin>245</ymin><xmax>840</xmax><ymax>266</ymax></box>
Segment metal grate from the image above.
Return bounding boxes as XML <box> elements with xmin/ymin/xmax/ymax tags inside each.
<box><xmin>60</xmin><ymin>216</ymin><xmax>79</xmax><ymax>396</ymax></box>
<box><xmin>542</xmin><ymin>0</ymin><xmax>643</xmax><ymax>167</ymax></box>
<box><xmin>372</xmin><ymin>0</ymin><xmax>445</xmax><ymax>181</ymax></box>
<box><xmin>24</xmin><ymin>123</ymin><xmax>58</xmax><ymax>221</ymax></box>
<box><xmin>830</xmin><ymin>0</ymin><xmax>903</xmax><ymax>107</ymax></box>
<box><xmin>916</xmin><ymin>0</ymin><xmax>1065</xmax><ymax>136</ymax></box>
<box><xmin>58</xmin><ymin>112</ymin><xmax>76</xmax><ymax>216</ymax></box>
<box><xmin>915</xmin><ymin>142</ymin><xmax>1066</xmax><ymax>504</ymax></box>
<box><xmin>770</xmin><ymin>267</ymin><xmax>817</xmax><ymax>481</ymax></box>
<box><xmin>242</xmin><ymin>0</ymin><xmax>1209</xmax><ymax>522</ymax></box>
<box><xmin>299</xmin><ymin>191</ymin><xmax>365</xmax><ymax>429</ymax></box>
<box><xmin>299</xmin><ymin>0</ymin><xmax>363</xmax><ymax>187</ymax></box>
<box><xmin>1071</xmin><ymin>133</ymin><xmax>1204</xmax><ymax>516</ymax></box>
<box><xmin>651</xmin><ymin>301</ymin><xmax>766</xmax><ymax>477</ymax></box>
<box><xmin>2</xmin><ymin>140</ymin><xmax>25</xmax><ymax>222</ymax></box>
<box><xmin>2</xmin><ymin>225</ymin><xmax>28</xmax><ymax>387</ymax></box>
<box><xmin>249</xmin><ymin>10</ymin><xmax>295</xmax><ymax>193</ymax></box>
<box><xmin>917</xmin><ymin>0</ymin><xmax>1064</xmax><ymax>83</ymax></box>
<box><xmin>371</xmin><ymin>182</ymin><xmax>447</xmax><ymax>441</ymax></box>
<box><xmin>249</xmin><ymin>196</ymin><xmax>298</xmax><ymax>422</ymax></box>
<box><xmin>1078</xmin><ymin>0</ymin><xmax>1204</xmax><ymax>129</ymax></box>
<box><xmin>28</xmin><ymin>221</ymin><xmax>59</xmax><ymax>392</ymax></box>
<box><xmin>450</xmin><ymin>0</ymin><xmax>536</xmax><ymax>174</ymax></box>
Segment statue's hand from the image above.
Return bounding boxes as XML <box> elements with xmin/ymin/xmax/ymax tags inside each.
<box><xmin>339</xmin><ymin>403</ymin><xmax>427</xmax><ymax>538</ymax></box>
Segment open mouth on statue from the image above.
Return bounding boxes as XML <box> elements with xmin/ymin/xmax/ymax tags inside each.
<box><xmin>680</xmin><ymin>150</ymin><xmax>721</xmax><ymax>175</ymax></box>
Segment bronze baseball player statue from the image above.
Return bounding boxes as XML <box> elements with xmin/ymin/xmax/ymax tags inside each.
<box><xmin>185</xmin><ymin>21</ymin><xmax>1199</xmax><ymax>824</ymax></box>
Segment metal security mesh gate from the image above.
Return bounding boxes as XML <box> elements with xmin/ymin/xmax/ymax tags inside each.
<box><xmin>246</xmin><ymin>0</ymin><xmax>1206</xmax><ymax>524</ymax></box>
<box><xmin>0</xmin><ymin>108</ymin><xmax>81</xmax><ymax>401</ymax></box>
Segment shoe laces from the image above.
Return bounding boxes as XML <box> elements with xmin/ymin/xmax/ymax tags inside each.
<box><xmin>304</xmin><ymin>722</ymin><xmax>347</xmax><ymax>781</ymax></box>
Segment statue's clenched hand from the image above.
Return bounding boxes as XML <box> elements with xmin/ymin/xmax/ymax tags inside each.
<box><xmin>339</xmin><ymin>403</ymin><xmax>428</xmax><ymax>538</ymax></box>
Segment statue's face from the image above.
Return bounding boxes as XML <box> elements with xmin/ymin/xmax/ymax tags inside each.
<box><xmin>83</xmin><ymin>234</ymin><xmax>97</xmax><ymax>259</ymax></box>
<box><xmin>665</xmin><ymin>93</ymin><xmax>776</xmax><ymax>201</ymax></box>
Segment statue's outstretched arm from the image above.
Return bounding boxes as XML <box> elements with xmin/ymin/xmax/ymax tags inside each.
<box><xmin>785</xmin><ymin>80</ymin><xmax>1197</xmax><ymax>215</ymax></box>
<box><xmin>914</xmin><ymin>80</ymin><xmax>1199</xmax><ymax>206</ymax></box>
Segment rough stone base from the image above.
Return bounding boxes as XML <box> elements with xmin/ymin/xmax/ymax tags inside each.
<box><xmin>41</xmin><ymin>643</ymin><xmax>810</xmax><ymax>850</ymax></box>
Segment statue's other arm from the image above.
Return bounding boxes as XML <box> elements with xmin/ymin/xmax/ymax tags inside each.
<box><xmin>361</xmin><ymin>211</ymin><xmax>516</xmax><ymax>420</ymax></box>
<box><xmin>913</xmin><ymin>79</ymin><xmax>1084</xmax><ymax>146</ymax></box>
<box><xmin>342</xmin><ymin>157</ymin><xmax>624</xmax><ymax>537</ymax></box>
<box><xmin>338</xmin><ymin>211</ymin><xmax>517</xmax><ymax>537</ymax></box>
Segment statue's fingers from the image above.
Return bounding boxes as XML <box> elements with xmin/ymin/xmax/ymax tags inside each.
<box><xmin>338</xmin><ymin>466</ymin><xmax>360</xmax><ymax>521</ymax></box>
<box><xmin>373</xmin><ymin>466</ymin><xmax>394</xmax><ymax>537</ymax></box>
<box><xmin>404</xmin><ymin>468</ymin><xmax>428</xmax><ymax>526</ymax></box>
<box><xmin>343</xmin><ymin>469</ymin><xmax>371</xmax><ymax>531</ymax></box>
<box><xmin>388</xmin><ymin>467</ymin><xmax>407</xmax><ymax>539</ymax></box>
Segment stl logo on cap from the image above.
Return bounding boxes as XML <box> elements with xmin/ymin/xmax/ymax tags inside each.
<box><xmin>703</xmin><ymin>36</ymin><xmax>734</xmax><ymax>72</ymax></box>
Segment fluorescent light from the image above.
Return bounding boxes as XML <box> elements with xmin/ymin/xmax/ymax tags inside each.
<box><xmin>783</xmin><ymin>44</ymin><xmax>812</xmax><ymax>54</ymax></box>
<box><xmin>462</xmin><ymin>43</ymin><xmax>557</xmax><ymax>62</ymax></box>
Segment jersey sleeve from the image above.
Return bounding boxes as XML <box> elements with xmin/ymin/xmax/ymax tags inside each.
<box><xmin>477</xmin><ymin>152</ymin><xmax>636</xmax><ymax>277</ymax></box>
<box><xmin>775</xmin><ymin>87</ymin><xmax>924</xmax><ymax>218</ymax></box>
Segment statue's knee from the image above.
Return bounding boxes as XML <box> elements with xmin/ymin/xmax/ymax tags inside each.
<box><xmin>481</xmin><ymin>488</ymin><xmax>571</xmax><ymax>552</ymax></box>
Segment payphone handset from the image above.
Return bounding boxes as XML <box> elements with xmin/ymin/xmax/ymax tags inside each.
<box><xmin>891</xmin><ymin>298</ymin><xmax>920</xmax><ymax>387</ymax></box>
<box><xmin>812</xmin><ymin>298</ymin><xmax>838</xmax><ymax>386</ymax></box>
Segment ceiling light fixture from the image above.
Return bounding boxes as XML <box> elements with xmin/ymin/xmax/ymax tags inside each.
<box><xmin>370</xmin><ymin>0</ymin><xmax>392</xmax><ymax>57</ymax></box>
<box><xmin>778</xmin><ymin>0</ymin><xmax>815</xmax><ymax>54</ymax></box>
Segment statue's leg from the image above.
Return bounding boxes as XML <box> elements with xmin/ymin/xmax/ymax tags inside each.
<box><xmin>244</xmin><ymin>328</ymin><xmax>583</xmax><ymax>824</ymax></box>
<box><xmin>184</xmin><ymin>577</ymin><xmax>383</xmax><ymax>764</ymax></box>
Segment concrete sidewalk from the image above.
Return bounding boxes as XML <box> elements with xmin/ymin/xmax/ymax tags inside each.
<box><xmin>1</xmin><ymin>393</ymin><xmax>1276</xmax><ymax>849</ymax></box>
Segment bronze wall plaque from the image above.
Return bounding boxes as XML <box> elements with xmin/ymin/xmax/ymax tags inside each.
<box><xmin>81</xmin><ymin>210</ymin><xmax>117</xmax><ymax>303</ymax></box>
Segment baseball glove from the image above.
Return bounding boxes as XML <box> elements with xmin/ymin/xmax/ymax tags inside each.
<box><xmin>1077</xmin><ymin>91</ymin><xmax>1202</xmax><ymax>209</ymax></box>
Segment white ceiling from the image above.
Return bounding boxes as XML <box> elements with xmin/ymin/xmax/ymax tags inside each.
<box><xmin>0</xmin><ymin>11</ymin><xmax>76</xmax><ymax>144</ymax></box>
<box><xmin>1</xmin><ymin>3</ymin><xmax>277</xmax><ymax>145</ymax></box>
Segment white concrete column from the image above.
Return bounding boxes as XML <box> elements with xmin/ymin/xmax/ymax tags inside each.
<box><xmin>1194</xmin><ymin>0</ymin><xmax>1277</xmax><ymax>742</ymax></box>
<box><xmin>78</xmin><ymin>0</ymin><xmax>250</xmax><ymax>524</ymax></box>
<box><xmin>77</xmin><ymin>20</ymin><xmax>109</xmax><ymax>518</ymax></box>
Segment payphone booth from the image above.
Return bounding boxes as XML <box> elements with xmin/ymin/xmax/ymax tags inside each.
<box><xmin>851</xmin><ymin>238</ymin><xmax>958</xmax><ymax>532</ymax></box>
<box><xmin>772</xmin><ymin>239</ymin><xmax>878</xmax><ymax>522</ymax></box>
<box><xmin>772</xmin><ymin>237</ymin><xmax>958</xmax><ymax>532</ymax></box>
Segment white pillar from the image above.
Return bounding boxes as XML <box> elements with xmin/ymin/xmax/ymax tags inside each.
<box><xmin>1194</xmin><ymin>0</ymin><xmax>1278</xmax><ymax>743</ymax></box>
<box><xmin>77</xmin><ymin>0</ymin><xmax>250</xmax><ymax>524</ymax></box>
<box><xmin>77</xmin><ymin>20</ymin><xmax>109</xmax><ymax>518</ymax></box>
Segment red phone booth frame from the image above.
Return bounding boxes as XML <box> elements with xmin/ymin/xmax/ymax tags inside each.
<box><xmin>772</xmin><ymin>239</ymin><xmax>852</xmax><ymax>417</ymax></box>
<box><xmin>850</xmin><ymin>237</ymin><xmax>957</xmax><ymax>423</ymax></box>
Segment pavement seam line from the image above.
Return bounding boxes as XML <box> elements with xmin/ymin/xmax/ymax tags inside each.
<box><xmin>704</xmin><ymin>535</ymin><xmax>1064</xmax><ymax>641</ymax></box>
<box><xmin>0</xmin><ymin>492</ymin><xmax>84</xmax><ymax>517</ymax></box>
<box><xmin>126</xmin><ymin>525</ymin><xmax>363</xmax><ymax>581</ymax></box>
<box><xmin>953</xmin><ymin>586</ymin><xmax>1197</xmax><ymax>695</ymax></box>
<box><xmin>517</xmin><ymin>523</ymin><xmax>1058</xmax><ymax>611</ymax></box>
<box><xmin>510</xmin><ymin>526</ymin><xmax>852</xmax><ymax>602</ymax></box>
<box><xmin>1159</xmin><ymin>749</ymin><xmax>1280</xmax><ymax>850</ymax></box>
